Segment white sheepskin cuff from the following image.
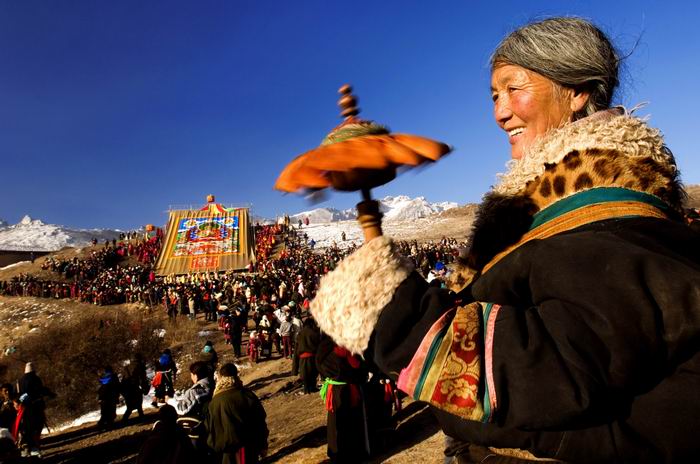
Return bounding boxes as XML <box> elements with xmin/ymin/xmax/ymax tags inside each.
<box><xmin>310</xmin><ymin>236</ymin><xmax>414</xmax><ymax>355</ymax></box>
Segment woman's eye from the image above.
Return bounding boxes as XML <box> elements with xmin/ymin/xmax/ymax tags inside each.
<box><xmin>491</xmin><ymin>94</ymin><xmax>498</xmax><ymax>102</ymax></box>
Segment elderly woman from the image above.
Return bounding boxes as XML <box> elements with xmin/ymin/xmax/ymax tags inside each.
<box><xmin>310</xmin><ymin>17</ymin><xmax>700</xmax><ymax>463</ymax></box>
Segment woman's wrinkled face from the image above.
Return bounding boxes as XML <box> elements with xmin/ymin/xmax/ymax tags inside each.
<box><xmin>491</xmin><ymin>64</ymin><xmax>574</xmax><ymax>160</ymax></box>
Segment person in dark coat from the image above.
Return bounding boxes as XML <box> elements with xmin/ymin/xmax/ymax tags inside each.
<box><xmin>292</xmin><ymin>317</ymin><xmax>320</xmax><ymax>393</ymax></box>
<box><xmin>15</xmin><ymin>362</ymin><xmax>53</xmax><ymax>458</ymax></box>
<box><xmin>97</xmin><ymin>366</ymin><xmax>120</xmax><ymax>428</ymax></box>
<box><xmin>205</xmin><ymin>363</ymin><xmax>268</xmax><ymax>464</ymax></box>
<box><xmin>229</xmin><ymin>307</ymin><xmax>245</xmax><ymax>358</ymax></box>
<box><xmin>152</xmin><ymin>349</ymin><xmax>177</xmax><ymax>407</ymax></box>
<box><xmin>137</xmin><ymin>404</ymin><xmax>196</xmax><ymax>464</ymax></box>
<box><xmin>310</xmin><ymin>17</ymin><xmax>700</xmax><ymax>464</ymax></box>
<box><xmin>121</xmin><ymin>366</ymin><xmax>145</xmax><ymax>422</ymax></box>
<box><xmin>316</xmin><ymin>334</ymin><xmax>369</xmax><ymax>463</ymax></box>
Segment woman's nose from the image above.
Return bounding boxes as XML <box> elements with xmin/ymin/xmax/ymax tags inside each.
<box><xmin>494</xmin><ymin>96</ymin><xmax>512</xmax><ymax>126</ymax></box>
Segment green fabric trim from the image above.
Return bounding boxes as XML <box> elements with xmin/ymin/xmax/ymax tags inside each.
<box><xmin>321</xmin><ymin>121</ymin><xmax>389</xmax><ymax>146</ymax></box>
<box><xmin>319</xmin><ymin>378</ymin><xmax>347</xmax><ymax>402</ymax></box>
<box><xmin>530</xmin><ymin>187</ymin><xmax>669</xmax><ymax>230</ymax></box>
<box><xmin>481</xmin><ymin>303</ymin><xmax>493</xmax><ymax>422</ymax></box>
<box><xmin>413</xmin><ymin>326</ymin><xmax>448</xmax><ymax>399</ymax></box>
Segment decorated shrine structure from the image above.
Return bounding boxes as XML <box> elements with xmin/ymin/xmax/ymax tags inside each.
<box><xmin>154</xmin><ymin>195</ymin><xmax>255</xmax><ymax>275</ymax></box>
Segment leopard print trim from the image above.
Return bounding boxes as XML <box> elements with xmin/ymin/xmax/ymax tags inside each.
<box><xmin>522</xmin><ymin>148</ymin><xmax>683</xmax><ymax>214</ymax></box>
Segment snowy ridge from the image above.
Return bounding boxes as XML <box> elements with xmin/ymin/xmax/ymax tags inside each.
<box><xmin>0</xmin><ymin>195</ymin><xmax>459</xmax><ymax>252</ymax></box>
<box><xmin>0</xmin><ymin>215</ymin><xmax>120</xmax><ymax>252</ymax></box>
<box><xmin>290</xmin><ymin>195</ymin><xmax>458</xmax><ymax>224</ymax></box>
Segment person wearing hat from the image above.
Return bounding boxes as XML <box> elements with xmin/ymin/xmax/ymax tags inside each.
<box><xmin>152</xmin><ymin>349</ymin><xmax>177</xmax><ymax>407</ymax></box>
<box><xmin>205</xmin><ymin>363</ymin><xmax>268</xmax><ymax>464</ymax></box>
<box><xmin>15</xmin><ymin>362</ymin><xmax>54</xmax><ymax>458</ymax></box>
<box><xmin>97</xmin><ymin>366</ymin><xmax>120</xmax><ymax>429</ymax></box>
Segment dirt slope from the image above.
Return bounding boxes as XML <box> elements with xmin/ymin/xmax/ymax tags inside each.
<box><xmin>0</xmin><ymin>296</ymin><xmax>443</xmax><ymax>464</ymax></box>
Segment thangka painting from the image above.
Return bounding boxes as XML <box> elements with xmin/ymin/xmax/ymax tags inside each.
<box><xmin>173</xmin><ymin>215</ymin><xmax>239</xmax><ymax>257</ymax></box>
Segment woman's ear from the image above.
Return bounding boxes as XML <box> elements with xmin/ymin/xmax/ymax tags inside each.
<box><xmin>570</xmin><ymin>88</ymin><xmax>590</xmax><ymax>114</ymax></box>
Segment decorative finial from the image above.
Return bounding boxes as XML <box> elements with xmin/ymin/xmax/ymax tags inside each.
<box><xmin>207</xmin><ymin>194</ymin><xmax>215</xmax><ymax>203</ymax></box>
<box><xmin>338</xmin><ymin>84</ymin><xmax>359</xmax><ymax>120</ymax></box>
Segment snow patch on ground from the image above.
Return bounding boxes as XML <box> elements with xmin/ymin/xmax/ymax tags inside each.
<box><xmin>0</xmin><ymin>261</ymin><xmax>30</xmax><ymax>271</ymax></box>
<box><xmin>49</xmin><ymin>395</ymin><xmax>164</xmax><ymax>433</ymax></box>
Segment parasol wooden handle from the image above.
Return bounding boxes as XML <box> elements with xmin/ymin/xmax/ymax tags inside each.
<box><xmin>356</xmin><ymin>189</ymin><xmax>383</xmax><ymax>242</ymax></box>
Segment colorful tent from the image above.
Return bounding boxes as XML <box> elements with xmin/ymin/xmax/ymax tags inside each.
<box><xmin>155</xmin><ymin>197</ymin><xmax>255</xmax><ymax>275</ymax></box>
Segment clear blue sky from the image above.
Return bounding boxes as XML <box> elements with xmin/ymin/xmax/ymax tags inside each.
<box><xmin>2</xmin><ymin>0</ymin><xmax>698</xmax><ymax>229</ymax></box>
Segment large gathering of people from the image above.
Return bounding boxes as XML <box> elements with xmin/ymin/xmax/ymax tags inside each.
<box><xmin>0</xmin><ymin>219</ymin><xmax>472</xmax><ymax>462</ymax></box>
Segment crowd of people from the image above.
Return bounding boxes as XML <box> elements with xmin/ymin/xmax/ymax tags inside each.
<box><xmin>0</xmin><ymin>220</ymin><xmax>472</xmax><ymax>462</ymax></box>
<box><xmin>0</xmin><ymin>233</ymin><xmax>162</xmax><ymax>305</ymax></box>
<box><xmin>0</xmin><ymin>222</ymin><xmax>466</xmax><ymax>320</ymax></box>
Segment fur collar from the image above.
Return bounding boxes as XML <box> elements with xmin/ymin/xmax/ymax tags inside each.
<box><xmin>466</xmin><ymin>112</ymin><xmax>685</xmax><ymax>272</ymax></box>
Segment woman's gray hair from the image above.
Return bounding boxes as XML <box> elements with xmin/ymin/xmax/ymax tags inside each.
<box><xmin>491</xmin><ymin>17</ymin><xmax>619</xmax><ymax>119</ymax></box>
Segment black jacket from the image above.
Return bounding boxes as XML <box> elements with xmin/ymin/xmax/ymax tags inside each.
<box><xmin>205</xmin><ymin>385</ymin><xmax>268</xmax><ymax>455</ymax></box>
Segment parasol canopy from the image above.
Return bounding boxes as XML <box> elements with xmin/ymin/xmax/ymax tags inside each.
<box><xmin>274</xmin><ymin>84</ymin><xmax>452</xmax><ymax>194</ymax></box>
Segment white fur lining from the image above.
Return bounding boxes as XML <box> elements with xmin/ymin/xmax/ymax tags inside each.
<box><xmin>494</xmin><ymin>112</ymin><xmax>674</xmax><ymax>196</ymax></box>
<box><xmin>310</xmin><ymin>236</ymin><xmax>414</xmax><ymax>355</ymax></box>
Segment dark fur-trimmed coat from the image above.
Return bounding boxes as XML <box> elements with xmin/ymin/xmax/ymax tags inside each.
<box><xmin>311</xmin><ymin>112</ymin><xmax>700</xmax><ymax>463</ymax></box>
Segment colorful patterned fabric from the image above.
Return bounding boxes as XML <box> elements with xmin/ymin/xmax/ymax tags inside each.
<box><xmin>154</xmin><ymin>206</ymin><xmax>255</xmax><ymax>275</ymax></box>
<box><xmin>397</xmin><ymin>302</ymin><xmax>487</xmax><ymax>421</ymax></box>
<box><xmin>173</xmin><ymin>215</ymin><xmax>240</xmax><ymax>257</ymax></box>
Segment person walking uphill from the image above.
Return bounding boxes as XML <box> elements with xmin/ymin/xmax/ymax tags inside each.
<box><xmin>310</xmin><ymin>17</ymin><xmax>700</xmax><ymax>464</ymax></box>
<box><xmin>97</xmin><ymin>366</ymin><xmax>120</xmax><ymax>429</ymax></box>
<box><xmin>205</xmin><ymin>363</ymin><xmax>268</xmax><ymax>464</ymax></box>
<box><xmin>152</xmin><ymin>349</ymin><xmax>177</xmax><ymax>407</ymax></box>
<box><xmin>292</xmin><ymin>317</ymin><xmax>321</xmax><ymax>394</ymax></box>
<box><xmin>14</xmin><ymin>362</ymin><xmax>54</xmax><ymax>458</ymax></box>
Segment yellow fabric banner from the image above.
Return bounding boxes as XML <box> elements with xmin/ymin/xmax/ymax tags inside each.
<box><xmin>154</xmin><ymin>207</ymin><xmax>255</xmax><ymax>276</ymax></box>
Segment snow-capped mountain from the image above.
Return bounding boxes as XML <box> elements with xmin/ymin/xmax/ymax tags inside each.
<box><xmin>380</xmin><ymin>195</ymin><xmax>458</xmax><ymax>221</ymax></box>
<box><xmin>289</xmin><ymin>207</ymin><xmax>356</xmax><ymax>224</ymax></box>
<box><xmin>290</xmin><ymin>195</ymin><xmax>459</xmax><ymax>224</ymax></box>
<box><xmin>0</xmin><ymin>215</ymin><xmax>121</xmax><ymax>252</ymax></box>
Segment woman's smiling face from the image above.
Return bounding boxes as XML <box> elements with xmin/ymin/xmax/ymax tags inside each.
<box><xmin>491</xmin><ymin>64</ymin><xmax>576</xmax><ymax>160</ymax></box>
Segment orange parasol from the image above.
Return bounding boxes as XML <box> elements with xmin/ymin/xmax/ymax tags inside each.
<box><xmin>275</xmin><ymin>85</ymin><xmax>451</xmax><ymax>193</ymax></box>
<box><xmin>275</xmin><ymin>84</ymin><xmax>452</xmax><ymax>240</ymax></box>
